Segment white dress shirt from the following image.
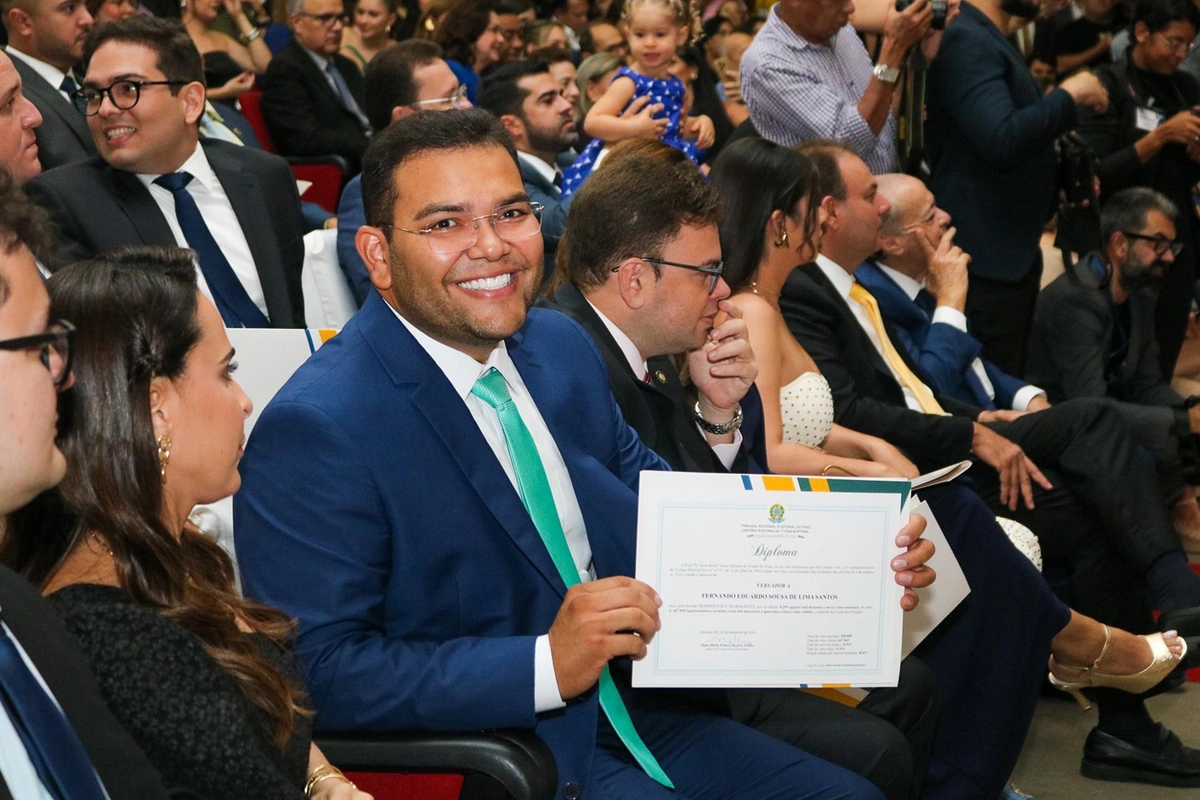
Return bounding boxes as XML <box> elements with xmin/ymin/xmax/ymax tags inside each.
<box><xmin>587</xmin><ymin>300</ymin><xmax>741</xmax><ymax>468</ymax></box>
<box><xmin>815</xmin><ymin>255</ymin><xmax>924</xmax><ymax>412</ymax></box>
<box><xmin>5</xmin><ymin>47</ymin><xmax>72</xmax><ymax>102</ymax></box>
<box><xmin>0</xmin><ymin>621</ymin><xmax>108</xmax><ymax>800</ymax></box>
<box><xmin>137</xmin><ymin>143</ymin><xmax>269</xmax><ymax>318</ymax></box>
<box><xmin>389</xmin><ymin>305</ymin><xmax>591</xmax><ymax>713</ymax></box>
<box><xmin>875</xmin><ymin>264</ymin><xmax>1046</xmax><ymax>411</ymax></box>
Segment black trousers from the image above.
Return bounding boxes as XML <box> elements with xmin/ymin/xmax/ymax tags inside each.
<box><xmin>726</xmin><ymin>657</ymin><xmax>940</xmax><ymax>800</ymax></box>
<box><xmin>965</xmin><ymin>254</ymin><xmax>1043</xmax><ymax>379</ymax></box>
<box><xmin>972</xmin><ymin>398</ymin><xmax>1176</xmax><ymax>634</ymax></box>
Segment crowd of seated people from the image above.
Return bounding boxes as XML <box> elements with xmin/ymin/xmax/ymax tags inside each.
<box><xmin>8</xmin><ymin>0</ymin><xmax>1200</xmax><ymax>799</ymax></box>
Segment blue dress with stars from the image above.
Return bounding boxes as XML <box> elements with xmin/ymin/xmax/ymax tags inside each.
<box><xmin>561</xmin><ymin>66</ymin><xmax>699</xmax><ymax>198</ymax></box>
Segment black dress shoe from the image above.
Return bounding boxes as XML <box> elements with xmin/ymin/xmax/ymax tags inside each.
<box><xmin>1082</xmin><ymin>724</ymin><xmax>1200</xmax><ymax>787</ymax></box>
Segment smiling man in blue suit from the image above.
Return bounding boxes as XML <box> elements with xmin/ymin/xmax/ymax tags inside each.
<box><xmin>233</xmin><ymin>108</ymin><xmax>931</xmax><ymax>799</ymax></box>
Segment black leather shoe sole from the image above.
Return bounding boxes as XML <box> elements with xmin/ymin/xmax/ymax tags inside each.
<box><xmin>1081</xmin><ymin>726</ymin><xmax>1200</xmax><ymax>788</ymax></box>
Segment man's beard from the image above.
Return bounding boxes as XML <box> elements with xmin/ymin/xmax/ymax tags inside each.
<box><xmin>1119</xmin><ymin>253</ymin><xmax>1169</xmax><ymax>295</ymax></box>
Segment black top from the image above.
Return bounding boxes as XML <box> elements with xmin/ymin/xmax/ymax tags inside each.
<box><xmin>47</xmin><ymin>584</ymin><xmax>311</xmax><ymax>800</ymax></box>
<box><xmin>1052</xmin><ymin>14</ymin><xmax>1125</xmax><ymax>73</ymax></box>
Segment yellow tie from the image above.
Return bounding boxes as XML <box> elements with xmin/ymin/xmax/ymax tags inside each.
<box><xmin>848</xmin><ymin>282</ymin><xmax>947</xmax><ymax>415</ymax></box>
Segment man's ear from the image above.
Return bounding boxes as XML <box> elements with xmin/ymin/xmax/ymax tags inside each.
<box><xmin>182</xmin><ymin>81</ymin><xmax>207</xmax><ymax>125</ymax></box>
<box><xmin>499</xmin><ymin>113</ymin><xmax>526</xmax><ymax>146</ymax></box>
<box><xmin>1107</xmin><ymin>231</ymin><xmax>1129</xmax><ymax>265</ymax></box>
<box><xmin>1133</xmin><ymin>20</ymin><xmax>1149</xmax><ymax>45</ymax></box>
<box><xmin>819</xmin><ymin>195</ymin><xmax>839</xmax><ymax>231</ymax></box>
<box><xmin>357</xmin><ymin>226</ymin><xmax>395</xmax><ymax>292</ymax></box>
<box><xmin>614</xmin><ymin>256</ymin><xmax>650</xmax><ymax>311</ymax></box>
<box><xmin>5</xmin><ymin>7</ymin><xmax>33</xmax><ymax>38</ymax></box>
<box><xmin>391</xmin><ymin>104</ymin><xmax>415</xmax><ymax>124</ymax></box>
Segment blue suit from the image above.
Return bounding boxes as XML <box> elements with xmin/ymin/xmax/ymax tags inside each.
<box><xmin>854</xmin><ymin>262</ymin><xmax>1029</xmax><ymax>410</ymax></box>
<box><xmin>234</xmin><ymin>292</ymin><xmax>879</xmax><ymax>799</ymax></box>
<box><xmin>335</xmin><ymin>174</ymin><xmax>371</xmax><ymax>307</ymax></box>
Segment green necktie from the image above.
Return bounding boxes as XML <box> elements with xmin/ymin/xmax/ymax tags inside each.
<box><xmin>471</xmin><ymin>367</ymin><xmax>674</xmax><ymax>789</ymax></box>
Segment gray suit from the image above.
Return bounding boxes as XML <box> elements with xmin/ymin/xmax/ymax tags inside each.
<box><xmin>1028</xmin><ymin>256</ymin><xmax>1193</xmax><ymax>494</ymax></box>
<box><xmin>7</xmin><ymin>49</ymin><xmax>97</xmax><ymax>170</ymax></box>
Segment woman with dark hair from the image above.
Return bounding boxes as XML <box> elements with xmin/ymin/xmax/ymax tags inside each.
<box><xmin>709</xmin><ymin>136</ymin><xmax>1195</xmax><ymax>795</ymax></box>
<box><xmin>432</xmin><ymin>0</ymin><xmax>504</xmax><ymax>103</ymax></box>
<box><xmin>182</xmin><ymin>0</ymin><xmax>273</xmax><ymax>101</ymax></box>
<box><xmin>0</xmin><ymin>247</ymin><xmax>371</xmax><ymax>800</ymax></box>
<box><xmin>1079</xmin><ymin>0</ymin><xmax>1200</xmax><ymax>378</ymax></box>
<box><xmin>341</xmin><ymin>0</ymin><xmax>399</xmax><ymax>71</ymax></box>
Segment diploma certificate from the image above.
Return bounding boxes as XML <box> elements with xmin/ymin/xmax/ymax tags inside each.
<box><xmin>632</xmin><ymin>472</ymin><xmax>909</xmax><ymax>689</ymax></box>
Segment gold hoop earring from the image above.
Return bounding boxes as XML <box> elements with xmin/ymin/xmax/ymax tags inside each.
<box><xmin>157</xmin><ymin>436</ymin><xmax>172</xmax><ymax>484</ymax></box>
<box><xmin>774</xmin><ymin>230</ymin><xmax>789</xmax><ymax>248</ymax></box>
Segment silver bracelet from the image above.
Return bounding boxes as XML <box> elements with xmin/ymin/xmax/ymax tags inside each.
<box><xmin>239</xmin><ymin>26</ymin><xmax>262</xmax><ymax>43</ymax></box>
<box><xmin>693</xmin><ymin>401</ymin><xmax>743</xmax><ymax>435</ymax></box>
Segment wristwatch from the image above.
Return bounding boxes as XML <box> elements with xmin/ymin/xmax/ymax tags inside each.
<box><xmin>872</xmin><ymin>63</ymin><xmax>901</xmax><ymax>85</ymax></box>
<box><xmin>693</xmin><ymin>402</ymin><xmax>744</xmax><ymax>435</ymax></box>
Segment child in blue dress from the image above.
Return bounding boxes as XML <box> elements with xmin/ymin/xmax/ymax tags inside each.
<box><xmin>562</xmin><ymin>0</ymin><xmax>715</xmax><ymax>197</ymax></box>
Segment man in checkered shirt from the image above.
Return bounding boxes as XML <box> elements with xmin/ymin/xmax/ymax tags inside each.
<box><xmin>740</xmin><ymin>0</ymin><xmax>936</xmax><ymax>174</ymax></box>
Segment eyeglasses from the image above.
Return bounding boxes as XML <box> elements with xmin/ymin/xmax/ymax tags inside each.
<box><xmin>1121</xmin><ymin>231</ymin><xmax>1185</xmax><ymax>257</ymax></box>
<box><xmin>382</xmin><ymin>201</ymin><xmax>544</xmax><ymax>254</ymax></box>
<box><xmin>298</xmin><ymin>10</ymin><xmax>349</xmax><ymax>26</ymax></box>
<box><xmin>72</xmin><ymin>79</ymin><xmax>186</xmax><ymax>116</ymax></box>
<box><xmin>1154</xmin><ymin>31</ymin><xmax>1194</xmax><ymax>54</ymax></box>
<box><xmin>627</xmin><ymin>256</ymin><xmax>725</xmax><ymax>294</ymax></box>
<box><xmin>0</xmin><ymin>320</ymin><xmax>75</xmax><ymax>388</ymax></box>
<box><xmin>410</xmin><ymin>84</ymin><xmax>471</xmax><ymax>109</ymax></box>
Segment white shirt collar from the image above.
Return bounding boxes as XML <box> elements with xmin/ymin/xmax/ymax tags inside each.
<box><xmin>586</xmin><ymin>299</ymin><xmax>647</xmax><ymax>379</ymax></box>
<box><xmin>386</xmin><ymin>302</ymin><xmax>516</xmax><ymax>400</ymax></box>
<box><xmin>135</xmin><ymin>141</ymin><xmax>217</xmax><ymax>191</ymax></box>
<box><xmin>5</xmin><ymin>47</ymin><xmax>67</xmax><ymax>91</ymax></box>
<box><xmin>875</xmin><ymin>263</ymin><xmax>924</xmax><ymax>301</ymax></box>
<box><xmin>815</xmin><ymin>253</ymin><xmax>856</xmax><ymax>300</ymax></box>
<box><xmin>516</xmin><ymin>150</ymin><xmax>560</xmax><ymax>188</ymax></box>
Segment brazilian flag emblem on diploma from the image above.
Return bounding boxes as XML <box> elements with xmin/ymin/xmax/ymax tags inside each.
<box><xmin>768</xmin><ymin>503</ymin><xmax>786</xmax><ymax>523</ymax></box>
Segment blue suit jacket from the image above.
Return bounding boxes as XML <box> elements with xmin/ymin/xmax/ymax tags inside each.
<box><xmin>234</xmin><ymin>293</ymin><xmax>668</xmax><ymax>790</ymax></box>
<box><xmin>335</xmin><ymin>174</ymin><xmax>370</xmax><ymax>307</ymax></box>
<box><xmin>926</xmin><ymin>1</ymin><xmax>1077</xmax><ymax>282</ymax></box>
<box><xmin>519</xmin><ymin>154</ymin><xmax>573</xmax><ymax>284</ymax></box>
<box><xmin>855</xmin><ymin>262</ymin><xmax>1029</xmax><ymax>410</ymax></box>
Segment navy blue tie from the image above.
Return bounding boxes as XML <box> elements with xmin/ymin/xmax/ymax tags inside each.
<box><xmin>154</xmin><ymin>172</ymin><xmax>270</xmax><ymax>328</ymax></box>
<box><xmin>0</xmin><ymin>621</ymin><xmax>108</xmax><ymax>800</ymax></box>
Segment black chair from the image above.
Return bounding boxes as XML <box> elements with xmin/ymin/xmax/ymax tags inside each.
<box><xmin>314</xmin><ymin>729</ymin><xmax>558</xmax><ymax>800</ymax></box>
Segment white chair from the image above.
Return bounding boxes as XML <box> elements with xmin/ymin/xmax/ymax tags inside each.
<box><xmin>192</xmin><ymin>328</ymin><xmax>335</xmax><ymax>583</ymax></box>
<box><xmin>300</xmin><ymin>228</ymin><xmax>358</xmax><ymax>328</ymax></box>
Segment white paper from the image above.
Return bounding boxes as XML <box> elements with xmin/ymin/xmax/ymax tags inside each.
<box><xmin>633</xmin><ymin>471</ymin><xmax>908</xmax><ymax>689</ymax></box>
<box><xmin>900</xmin><ymin>499</ymin><xmax>970</xmax><ymax>658</ymax></box>
<box><xmin>911</xmin><ymin>460</ymin><xmax>971</xmax><ymax>491</ymax></box>
<box><xmin>296</xmin><ymin>179</ymin><xmax>314</xmax><ymax>196</ymax></box>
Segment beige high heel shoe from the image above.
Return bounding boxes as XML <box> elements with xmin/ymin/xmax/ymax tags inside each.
<box><xmin>1048</xmin><ymin>624</ymin><xmax>1187</xmax><ymax>710</ymax></box>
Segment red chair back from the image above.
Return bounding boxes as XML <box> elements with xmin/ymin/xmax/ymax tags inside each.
<box><xmin>291</xmin><ymin>163</ymin><xmax>344</xmax><ymax>213</ymax></box>
<box><xmin>238</xmin><ymin>90</ymin><xmax>277</xmax><ymax>153</ymax></box>
<box><xmin>345</xmin><ymin>772</ymin><xmax>464</xmax><ymax>800</ymax></box>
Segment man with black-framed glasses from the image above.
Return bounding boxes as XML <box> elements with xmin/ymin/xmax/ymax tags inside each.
<box><xmin>1030</xmin><ymin>188</ymin><xmax>1200</xmax><ymax>505</ymax></box>
<box><xmin>25</xmin><ymin>16</ymin><xmax>308</xmax><ymax>329</ymax></box>
<box><xmin>260</xmin><ymin>0</ymin><xmax>371</xmax><ymax>171</ymax></box>
<box><xmin>0</xmin><ymin>167</ymin><xmax>180</xmax><ymax>800</ymax></box>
